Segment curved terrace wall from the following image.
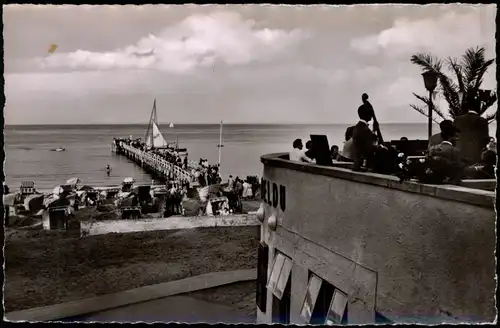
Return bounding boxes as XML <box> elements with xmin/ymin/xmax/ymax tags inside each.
<box><xmin>259</xmin><ymin>153</ymin><xmax>495</xmax><ymax>323</ymax></box>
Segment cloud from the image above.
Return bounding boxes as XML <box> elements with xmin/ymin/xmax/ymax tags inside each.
<box><xmin>350</xmin><ymin>7</ymin><xmax>496</xmax><ymax>58</ymax></box>
<box><xmin>354</xmin><ymin>66</ymin><xmax>382</xmax><ymax>82</ymax></box>
<box><xmin>347</xmin><ymin>6</ymin><xmax>497</xmax><ymax>122</ymax></box>
<box><xmin>35</xmin><ymin>11</ymin><xmax>307</xmax><ymax>73</ymax></box>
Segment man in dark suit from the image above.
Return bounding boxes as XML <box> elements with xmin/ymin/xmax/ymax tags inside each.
<box><xmin>454</xmin><ymin>110</ymin><xmax>489</xmax><ymax>164</ymax></box>
<box><xmin>429</xmin><ymin>120</ymin><xmax>459</xmax><ymax>148</ymax></box>
<box><xmin>427</xmin><ymin>131</ymin><xmax>465</xmax><ymax>183</ymax></box>
<box><xmin>428</xmin><ymin>135</ymin><xmax>462</xmax><ymax>163</ymax></box>
<box><xmin>352</xmin><ymin>105</ymin><xmax>378</xmax><ymax>171</ymax></box>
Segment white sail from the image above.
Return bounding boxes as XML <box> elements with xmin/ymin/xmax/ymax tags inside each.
<box><xmin>146</xmin><ymin>121</ymin><xmax>167</xmax><ymax>148</ymax></box>
<box><xmin>169</xmin><ymin>122</ymin><xmax>174</xmax><ymax>128</ymax></box>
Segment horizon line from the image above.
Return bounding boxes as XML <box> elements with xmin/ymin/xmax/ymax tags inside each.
<box><xmin>4</xmin><ymin>122</ymin><xmax>438</xmax><ymax>126</ymax></box>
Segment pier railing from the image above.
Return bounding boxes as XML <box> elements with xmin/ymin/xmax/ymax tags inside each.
<box><xmin>117</xmin><ymin>142</ymin><xmax>194</xmax><ymax>182</ymax></box>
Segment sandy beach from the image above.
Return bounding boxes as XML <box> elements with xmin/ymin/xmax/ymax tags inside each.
<box><xmin>4</xmin><ymin>226</ymin><xmax>259</xmax><ymax>312</ymax></box>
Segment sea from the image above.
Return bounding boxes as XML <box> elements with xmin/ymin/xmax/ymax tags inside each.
<box><xmin>4</xmin><ymin>123</ymin><xmax>496</xmax><ymax>192</ymax></box>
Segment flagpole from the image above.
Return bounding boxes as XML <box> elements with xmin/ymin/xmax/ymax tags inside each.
<box><xmin>218</xmin><ymin>120</ymin><xmax>223</xmax><ymax>172</ymax></box>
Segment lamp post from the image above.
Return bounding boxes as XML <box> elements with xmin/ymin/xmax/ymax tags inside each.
<box><xmin>422</xmin><ymin>71</ymin><xmax>438</xmax><ymax>140</ymax></box>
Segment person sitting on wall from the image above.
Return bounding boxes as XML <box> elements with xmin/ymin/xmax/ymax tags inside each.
<box><xmin>464</xmin><ymin>149</ymin><xmax>496</xmax><ymax>179</ymax></box>
<box><xmin>330</xmin><ymin>145</ymin><xmax>340</xmax><ymax>161</ymax></box>
<box><xmin>420</xmin><ymin>129</ymin><xmax>465</xmax><ymax>184</ymax></box>
<box><xmin>305</xmin><ymin>140</ymin><xmax>315</xmax><ymax>161</ymax></box>
<box><xmin>351</xmin><ymin>106</ymin><xmax>379</xmax><ymax>171</ymax></box>
<box><xmin>290</xmin><ymin>139</ymin><xmax>313</xmax><ymax>163</ymax></box>
<box><xmin>338</xmin><ymin>126</ymin><xmax>355</xmax><ymax>162</ymax></box>
<box><xmin>428</xmin><ymin>132</ymin><xmax>462</xmax><ymax>163</ymax></box>
<box><xmin>429</xmin><ymin>120</ymin><xmax>459</xmax><ymax>148</ymax></box>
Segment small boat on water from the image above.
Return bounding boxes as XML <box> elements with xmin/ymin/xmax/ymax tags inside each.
<box><xmin>51</xmin><ymin>147</ymin><xmax>65</xmax><ymax>152</ymax></box>
<box><xmin>144</xmin><ymin>100</ymin><xmax>189</xmax><ymax>156</ymax></box>
<box><xmin>144</xmin><ymin>99</ymin><xmax>169</xmax><ymax>149</ymax></box>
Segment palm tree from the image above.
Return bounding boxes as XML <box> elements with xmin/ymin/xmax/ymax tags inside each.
<box><xmin>410</xmin><ymin>46</ymin><xmax>497</xmax><ymax>123</ymax></box>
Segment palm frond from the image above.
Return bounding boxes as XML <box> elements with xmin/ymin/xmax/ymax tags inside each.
<box><xmin>473</xmin><ymin>58</ymin><xmax>495</xmax><ymax>91</ymax></box>
<box><xmin>446</xmin><ymin>57</ymin><xmax>465</xmax><ymax>93</ymax></box>
<box><xmin>412</xmin><ymin>92</ymin><xmax>447</xmax><ymax>120</ymax></box>
<box><xmin>437</xmin><ymin>73</ymin><xmax>461</xmax><ymax>116</ymax></box>
<box><xmin>410</xmin><ymin>53</ymin><xmax>442</xmax><ymax>73</ymax></box>
<box><xmin>411</xmin><ymin>46</ymin><xmax>496</xmax><ymax>121</ymax></box>
<box><xmin>461</xmin><ymin>46</ymin><xmax>486</xmax><ymax>92</ymax></box>
<box><xmin>409</xmin><ymin>104</ymin><xmax>442</xmax><ymax>124</ymax></box>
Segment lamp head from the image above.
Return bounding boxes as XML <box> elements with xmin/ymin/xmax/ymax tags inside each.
<box><xmin>422</xmin><ymin>71</ymin><xmax>438</xmax><ymax>92</ymax></box>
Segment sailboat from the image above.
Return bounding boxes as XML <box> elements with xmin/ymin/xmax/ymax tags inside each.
<box><xmin>144</xmin><ymin>99</ymin><xmax>187</xmax><ymax>152</ymax></box>
<box><xmin>144</xmin><ymin>99</ymin><xmax>168</xmax><ymax>149</ymax></box>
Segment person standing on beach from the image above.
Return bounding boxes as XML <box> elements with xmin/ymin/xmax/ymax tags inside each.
<box><xmin>234</xmin><ymin>177</ymin><xmax>243</xmax><ymax>197</ymax></box>
<box><xmin>227</xmin><ymin>175</ymin><xmax>235</xmax><ymax>192</ymax></box>
<box><xmin>106</xmin><ymin>164</ymin><xmax>111</xmax><ymax>176</ymax></box>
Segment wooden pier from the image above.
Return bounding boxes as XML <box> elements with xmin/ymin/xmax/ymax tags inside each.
<box><xmin>112</xmin><ymin>140</ymin><xmax>194</xmax><ymax>182</ymax></box>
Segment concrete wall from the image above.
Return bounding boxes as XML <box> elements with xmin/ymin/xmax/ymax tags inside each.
<box><xmin>81</xmin><ymin>214</ymin><xmax>259</xmax><ymax>236</ymax></box>
<box><xmin>257</xmin><ymin>157</ymin><xmax>496</xmax><ymax>324</ymax></box>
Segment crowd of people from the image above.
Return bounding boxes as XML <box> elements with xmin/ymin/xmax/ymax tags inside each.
<box><xmin>163</xmin><ymin>181</ymin><xmax>189</xmax><ymax>216</ymax></box>
<box><xmin>422</xmin><ymin>115</ymin><xmax>495</xmax><ymax>183</ymax></box>
<box><xmin>192</xmin><ymin>159</ymin><xmax>222</xmax><ymax>187</ymax></box>
<box><xmin>290</xmin><ymin>93</ymin><xmax>496</xmax><ymax>184</ymax></box>
<box><xmin>115</xmin><ymin>137</ymin><xmax>189</xmax><ymax>170</ymax></box>
<box><xmin>115</xmin><ymin>137</ymin><xmax>230</xmax><ymax>190</ymax></box>
<box><xmin>151</xmin><ymin>148</ymin><xmax>188</xmax><ymax>169</ymax></box>
<box><xmin>225</xmin><ymin>175</ymin><xmax>255</xmax><ymax>200</ymax></box>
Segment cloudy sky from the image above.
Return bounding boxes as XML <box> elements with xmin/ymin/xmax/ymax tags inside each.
<box><xmin>3</xmin><ymin>4</ymin><xmax>497</xmax><ymax>124</ymax></box>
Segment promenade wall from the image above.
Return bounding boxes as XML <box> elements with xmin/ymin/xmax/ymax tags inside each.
<box><xmin>257</xmin><ymin>153</ymin><xmax>495</xmax><ymax>324</ymax></box>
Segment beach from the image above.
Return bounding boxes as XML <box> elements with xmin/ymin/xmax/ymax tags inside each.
<box><xmin>4</xmin><ymin>226</ymin><xmax>259</xmax><ymax>312</ymax></box>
